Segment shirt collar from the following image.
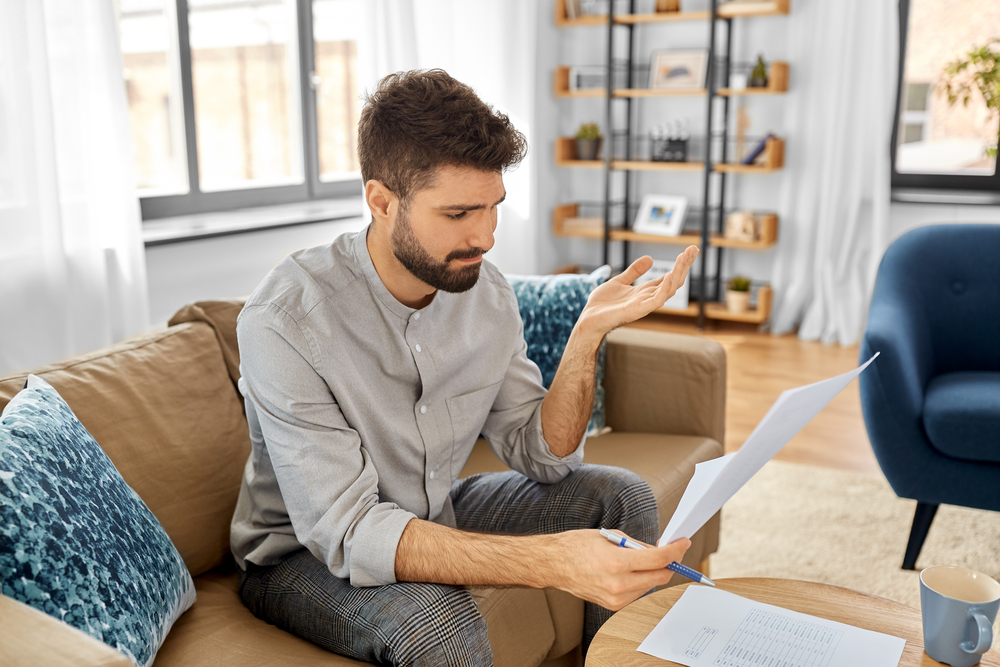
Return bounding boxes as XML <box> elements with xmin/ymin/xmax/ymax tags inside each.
<box><xmin>352</xmin><ymin>224</ymin><xmax>423</xmax><ymax>320</ymax></box>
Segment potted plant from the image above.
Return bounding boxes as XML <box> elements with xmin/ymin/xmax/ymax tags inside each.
<box><xmin>575</xmin><ymin>122</ymin><xmax>603</xmax><ymax>161</ymax></box>
<box><xmin>726</xmin><ymin>275</ymin><xmax>752</xmax><ymax>314</ymax></box>
<box><xmin>748</xmin><ymin>55</ymin><xmax>768</xmax><ymax>88</ymax></box>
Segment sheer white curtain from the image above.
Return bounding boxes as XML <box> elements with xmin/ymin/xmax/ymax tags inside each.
<box><xmin>0</xmin><ymin>0</ymin><xmax>149</xmax><ymax>376</ymax></box>
<box><xmin>357</xmin><ymin>0</ymin><xmax>539</xmax><ymax>275</ymax></box>
<box><xmin>770</xmin><ymin>0</ymin><xmax>898</xmax><ymax>345</ymax></box>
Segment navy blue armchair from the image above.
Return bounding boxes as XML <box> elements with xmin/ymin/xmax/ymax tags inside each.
<box><xmin>859</xmin><ymin>224</ymin><xmax>1000</xmax><ymax>570</ymax></box>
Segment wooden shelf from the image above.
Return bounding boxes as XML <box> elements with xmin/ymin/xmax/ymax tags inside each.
<box><xmin>555</xmin><ymin>0</ymin><xmax>790</xmax><ymax>26</ymax></box>
<box><xmin>654</xmin><ymin>286</ymin><xmax>774</xmax><ymax>323</ymax></box>
<box><xmin>613</xmin><ymin>88</ymin><xmax>706</xmax><ymax>98</ymax></box>
<box><xmin>554</xmin><ymin>0</ymin><xmax>606</xmax><ymax>27</ymax></box>
<box><xmin>717</xmin><ymin>0</ymin><xmax>790</xmax><ymax>18</ymax></box>
<box><xmin>715</xmin><ymin>136</ymin><xmax>785</xmax><ymax>173</ymax></box>
<box><xmin>555</xmin><ymin>67</ymin><xmax>708</xmax><ymax>98</ymax></box>
<box><xmin>555</xmin><ymin>137</ymin><xmax>605</xmax><ymax>168</ymax></box>
<box><xmin>613</xmin><ymin>159</ymin><xmax>704</xmax><ymax>172</ymax></box>
<box><xmin>554</xmin><ymin>66</ymin><xmax>605</xmax><ymax>98</ymax></box>
<box><xmin>718</xmin><ymin>62</ymin><xmax>789</xmax><ymax>96</ymax></box>
<box><xmin>615</xmin><ymin>10</ymin><xmax>711</xmax><ymax>23</ymax></box>
<box><xmin>552</xmin><ymin>205</ymin><xmax>779</xmax><ymax>250</ymax></box>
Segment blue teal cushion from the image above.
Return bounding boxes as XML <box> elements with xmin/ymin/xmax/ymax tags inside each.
<box><xmin>922</xmin><ymin>371</ymin><xmax>1000</xmax><ymax>463</ymax></box>
<box><xmin>0</xmin><ymin>375</ymin><xmax>195</xmax><ymax>667</ymax></box>
<box><xmin>506</xmin><ymin>267</ymin><xmax>611</xmax><ymax>435</ymax></box>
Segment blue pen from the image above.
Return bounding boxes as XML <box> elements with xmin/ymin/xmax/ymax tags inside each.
<box><xmin>599</xmin><ymin>527</ymin><xmax>716</xmax><ymax>587</ymax></box>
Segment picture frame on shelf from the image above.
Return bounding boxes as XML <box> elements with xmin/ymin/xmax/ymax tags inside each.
<box><xmin>649</xmin><ymin>50</ymin><xmax>709</xmax><ymax>90</ymax></box>
<box><xmin>634</xmin><ymin>258</ymin><xmax>690</xmax><ymax>310</ymax></box>
<box><xmin>633</xmin><ymin>194</ymin><xmax>688</xmax><ymax>236</ymax></box>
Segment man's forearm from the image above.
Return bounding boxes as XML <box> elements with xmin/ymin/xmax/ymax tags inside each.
<box><xmin>395</xmin><ymin>518</ymin><xmax>557</xmax><ymax>588</ymax></box>
<box><xmin>394</xmin><ymin>517</ymin><xmax>692</xmax><ymax>612</ymax></box>
<box><xmin>540</xmin><ymin>326</ymin><xmax>605</xmax><ymax>457</ymax></box>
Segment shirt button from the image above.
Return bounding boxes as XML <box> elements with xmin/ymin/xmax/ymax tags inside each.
<box><xmin>415</xmin><ymin>344</ymin><xmax>422</xmax><ymax>353</ymax></box>
<box><xmin>420</xmin><ymin>405</ymin><xmax>427</xmax><ymax>414</ymax></box>
<box><xmin>413</xmin><ymin>312</ymin><xmax>421</xmax><ymax>320</ymax></box>
<box><xmin>429</xmin><ymin>470</ymin><xmax>436</xmax><ymax>479</ymax></box>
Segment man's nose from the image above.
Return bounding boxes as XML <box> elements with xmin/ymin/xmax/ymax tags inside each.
<box><xmin>468</xmin><ymin>210</ymin><xmax>495</xmax><ymax>252</ymax></box>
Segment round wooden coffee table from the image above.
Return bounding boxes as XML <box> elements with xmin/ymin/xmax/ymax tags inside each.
<box><xmin>587</xmin><ymin>578</ymin><xmax>1000</xmax><ymax>666</ymax></box>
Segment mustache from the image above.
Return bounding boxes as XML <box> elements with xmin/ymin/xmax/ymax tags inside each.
<box><xmin>446</xmin><ymin>248</ymin><xmax>486</xmax><ymax>261</ymax></box>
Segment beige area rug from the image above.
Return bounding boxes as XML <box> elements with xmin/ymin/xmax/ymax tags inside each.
<box><xmin>709</xmin><ymin>460</ymin><xmax>1000</xmax><ymax>635</ymax></box>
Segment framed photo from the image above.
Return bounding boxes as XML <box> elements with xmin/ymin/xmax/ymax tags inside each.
<box><xmin>649</xmin><ymin>49</ymin><xmax>709</xmax><ymax>90</ymax></box>
<box><xmin>633</xmin><ymin>194</ymin><xmax>688</xmax><ymax>236</ymax></box>
<box><xmin>633</xmin><ymin>258</ymin><xmax>690</xmax><ymax>310</ymax></box>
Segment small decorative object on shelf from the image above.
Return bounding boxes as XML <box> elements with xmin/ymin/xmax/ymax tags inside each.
<box><xmin>575</xmin><ymin>122</ymin><xmax>603</xmax><ymax>161</ymax></box>
<box><xmin>748</xmin><ymin>54</ymin><xmax>769</xmax><ymax>88</ymax></box>
<box><xmin>633</xmin><ymin>194</ymin><xmax>688</xmax><ymax>236</ymax></box>
<box><xmin>567</xmin><ymin>65</ymin><xmax>607</xmax><ymax>91</ymax></box>
<box><xmin>724</xmin><ymin>211</ymin><xmax>758</xmax><ymax>242</ymax></box>
<box><xmin>726</xmin><ymin>275</ymin><xmax>752</xmax><ymax>314</ymax></box>
<box><xmin>655</xmin><ymin>0</ymin><xmax>680</xmax><ymax>12</ymax></box>
<box><xmin>650</xmin><ymin>119</ymin><xmax>690</xmax><ymax>162</ymax></box>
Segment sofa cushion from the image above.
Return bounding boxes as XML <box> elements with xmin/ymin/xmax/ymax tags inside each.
<box><xmin>506</xmin><ymin>267</ymin><xmax>611</xmax><ymax>435</ymax></box>
<box><xmin>923</xmin><ymin>371</ymin><xmax>1000</xmax><ymax>463</ymax></box>
<box><xmin>0</xmin><ymin>323</ymin><xmax>250</xmax><ymax>578</ymax></box>
<box><xmin>0</xmin><ymin>376</ymin><xmax>196</xmax><ymax>667</ymax></box>
<box><xmin>153</xmin><ymin>566</ymin><xmax>556</xmax><ymax>667</ymax></box>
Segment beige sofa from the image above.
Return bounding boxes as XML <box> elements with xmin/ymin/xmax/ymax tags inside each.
<box><xmin>0</xmin><ymin>299</ymin><xmax>726</xmax><ymax>667</ymax></box>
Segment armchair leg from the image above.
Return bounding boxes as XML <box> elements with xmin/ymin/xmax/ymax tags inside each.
<box><xmin>902</xmin><ymin>502</ymin><xmax>939</xmax><ymax>570</ymax></box>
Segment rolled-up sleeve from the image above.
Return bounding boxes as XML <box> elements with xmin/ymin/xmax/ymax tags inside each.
<box><xmin>480</xmin><ymin>321</ymin><xmax>585</xmax><ymax>484</ymax></box>
<box><xmin>239</xmin><ymin>304</ymin><xmax>415</xmax><ymax>586</ymax></box>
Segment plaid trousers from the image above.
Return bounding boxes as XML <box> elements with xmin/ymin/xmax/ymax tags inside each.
<box><xmin>238</xmin><ymin>464</ymin><xmax>659</xmax><ymax>667</ymax></box>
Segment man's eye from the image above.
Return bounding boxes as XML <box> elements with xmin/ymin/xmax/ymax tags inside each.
<box><xmin>447</xmin><ymin>212</ymin><xmax>467</xmax><ymax>220</ymax></box>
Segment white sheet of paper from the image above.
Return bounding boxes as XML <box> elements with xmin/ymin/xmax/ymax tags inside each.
<box><xmin>658</xmin><ymin>353</ymin><xmax>879</xmax><ymax>547</ymax></box>
<box><xmin>637</xmin><ymin>586</ymin><xmax>905</xmax><ymax>667</ymax></box>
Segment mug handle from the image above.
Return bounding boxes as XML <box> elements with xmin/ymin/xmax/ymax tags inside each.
<box><xmin>960</xmin><ymin>611</ymin><xmax>994</xmax><ymax>655</ymax></box>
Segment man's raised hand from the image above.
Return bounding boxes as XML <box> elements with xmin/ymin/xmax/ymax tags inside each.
<box><xmin>579</xmin><ymin>246</ymin><xmax>699</xmax><ymax>337</ymax></box>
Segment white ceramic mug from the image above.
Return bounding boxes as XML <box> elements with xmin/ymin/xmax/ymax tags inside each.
<box><xmin>920</xmin><ymin>566</ymin><xmax>1000</xmax><ymax>667</ymax></box>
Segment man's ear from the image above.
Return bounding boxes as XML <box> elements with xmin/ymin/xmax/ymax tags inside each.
<box><xmin>365</xmin><ymin>180</ymin><xmax>396</xmax><ymax>225</ymax></box>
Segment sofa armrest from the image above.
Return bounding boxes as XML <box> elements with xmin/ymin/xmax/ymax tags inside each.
<box><xmin>603</xmin><ymin>328</ymin><xmax>726</xmax><ymax>444</ymax></box>
<box><xmin>0</xmin><ymin>595</ymin><xmax>133</xmax><ymax>667</ymax></box>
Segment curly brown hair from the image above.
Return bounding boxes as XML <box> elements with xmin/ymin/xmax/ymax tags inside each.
<box><xmin>357</xmin><ymin>69</ymin><xmax>527</xmax><ymax>203</ymax></box>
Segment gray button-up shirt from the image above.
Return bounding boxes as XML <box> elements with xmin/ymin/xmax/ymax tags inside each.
<box><xmin>230</xmin><ymin>227</ymin><xmax>585</xmax><ymax>586</ymax></box>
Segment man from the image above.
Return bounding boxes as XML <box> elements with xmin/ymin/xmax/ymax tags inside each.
<box><xmin>231</xmin><ymin>69</ymin><xmax>699</xmax><ymax>666</ymax></box>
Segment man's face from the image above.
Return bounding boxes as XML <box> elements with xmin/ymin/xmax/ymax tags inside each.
<box><xmin>390</xmin><ymin>165</ymin><xmax>504</xmax><ymax>294</ymax></box>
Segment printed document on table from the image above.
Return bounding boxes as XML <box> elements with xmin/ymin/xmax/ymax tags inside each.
<box><xmin>637</xmin><ymin>586</ymin><xmax>905</xmax><ymax>667</ymax></box>
<box><xmin>657</xmin><ymin>353</ymin><xmax>879</xmax><ymax>547</ymax></box>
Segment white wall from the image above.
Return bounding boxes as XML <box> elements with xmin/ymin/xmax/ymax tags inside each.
<box><xmin>145</xmin><ymin>218</ymin><xmax>366</xmax><ymax>327</ymax></box>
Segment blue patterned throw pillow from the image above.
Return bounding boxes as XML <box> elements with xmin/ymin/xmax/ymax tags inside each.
<box><xmin>0</xmin><ymin>375</ymin><xmax>195</xmax><ymax>667</ymax></box>
<box><xmin>506</xmin><ymin>267</ymin><xmax>612</xmax><ymax>436</ymax></box>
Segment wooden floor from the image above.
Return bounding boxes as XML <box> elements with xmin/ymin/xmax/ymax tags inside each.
<box><xmin>625</xmin><ymin>314</ymin><xmax>882</xmax><ymax>476</ymax></box>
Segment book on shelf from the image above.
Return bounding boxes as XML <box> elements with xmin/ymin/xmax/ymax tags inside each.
<box><xmin>740</xmin><ymin>133</ymin><xmax>774</xmax><ymax>165</ymax></box>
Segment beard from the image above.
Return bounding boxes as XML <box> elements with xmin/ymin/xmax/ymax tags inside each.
<box><xmin>391</xmin><ymin>206</ymin><xmax>485</xmax><ymax>293</ymax></box>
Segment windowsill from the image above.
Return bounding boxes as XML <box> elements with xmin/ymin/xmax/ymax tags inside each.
<box><xmin>142</xmin><ymin>197</ymin><xmax>367</xmax><ymax>247</ymax></box>
<box><xmin>891</xmin><ymin>189</ymin><xmax>1000</xmax><ymax>206</ymax></box>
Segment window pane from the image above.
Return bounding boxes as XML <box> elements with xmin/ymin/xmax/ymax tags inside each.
<box><xmin>188</xmin><ymin>0</ymin><xmax>303</xmax><ymax>192</ymax></box>
<box><xmin>118</xmin><ymin>0</ymin><xmax>189</xmax><ymax>195</ymax></box>
<box><xmin>896</xmin><ymin>0</ymin><xmax>999</xmax><ymax>175</ymax></box>
<box><xmin>904</xmin><ymin>83</ymin><xmax>930</xmax><ymax>111</ymax></box>
<box><xmin>312</xmin><ymin>0</ymin><xmax>361</xmax><ymax>181</ymax></box>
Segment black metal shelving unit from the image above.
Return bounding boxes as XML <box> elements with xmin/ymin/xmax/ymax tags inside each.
<box><xmin>556</xmin><ymin>0</ymin><xmax>788</xmax><ymax>329</ymax></box>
